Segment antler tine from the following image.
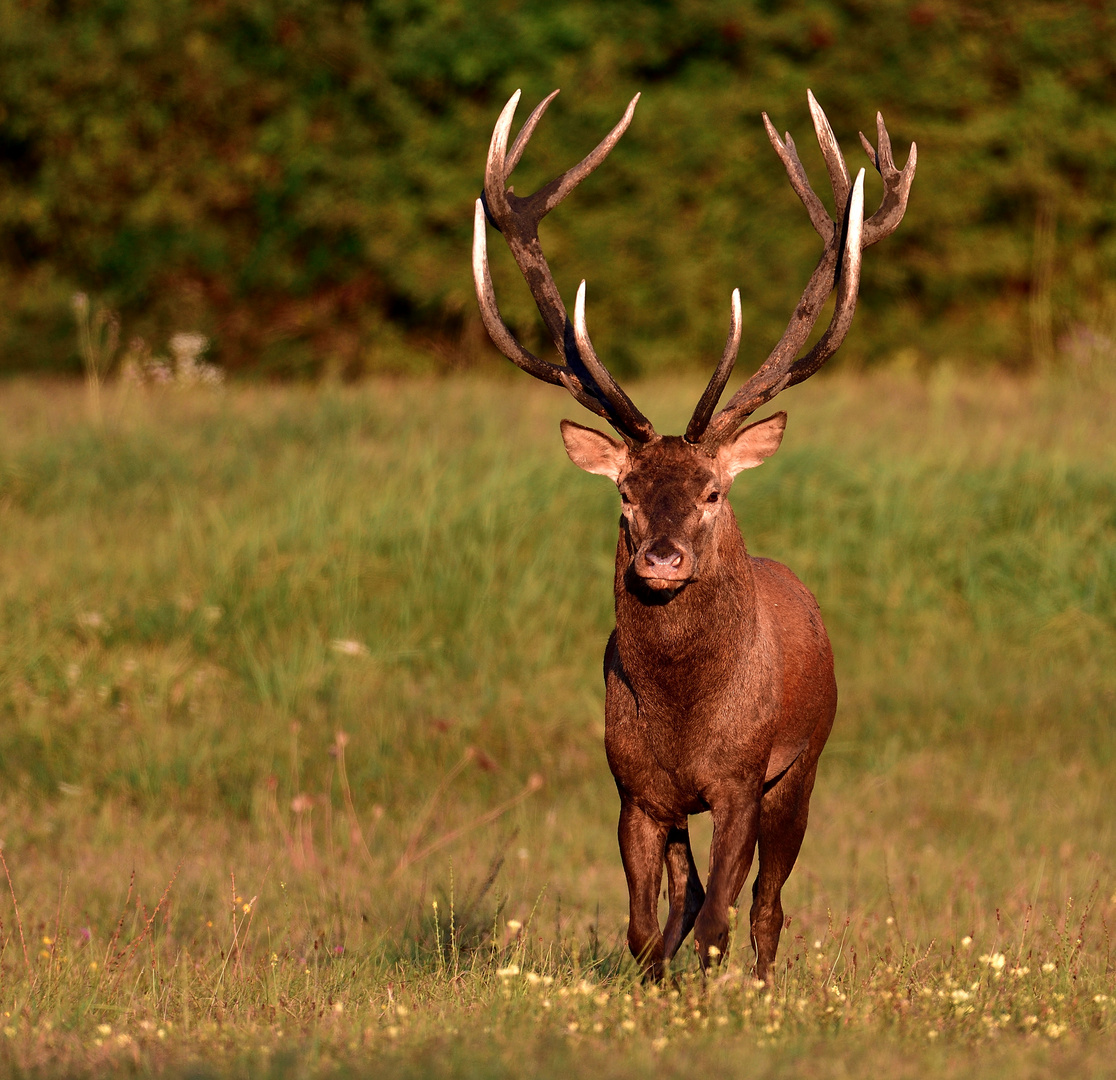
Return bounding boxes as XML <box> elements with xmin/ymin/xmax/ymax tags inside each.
<box><xmin>700</xmin><ymin>94</ymin><xmax>914</xmax><ymax>446</ymax></box>
<box><xmin>806</xmin><ymin>89</ymin><xmax>852</xmax><ymax>218</ymax></box>
<box><xmin>857</xmin><ymin>117</ymin><xmax>884</xmax><ymax>171</ymax></box>
<box><xmin>762</xmin><ymin>114</ymin><xmax>830</xmax><ymax>240</ymax></box>
<box><xmin>505</xmin><ymin>89</ymin><xmax>561</xmax><ymax>178</ymax></box>
<box><xmin>702</xmin><ymin>171</ymin><xmax>865</xmax><ymax>443</ymax></box>
<box><xmin>472</xmin><ymin>200</ymin><xmax>617</xmax><ymax>422</ymax></box>
<box><xmin>482</xmin><ymin>91</ymin><xmax>521</xmax><ymax>223</ymax></box>
<box><xmin>572</xmin><ymin>282</ymin><xmax>657</xmax><ymax>443</ymax></box>
<box><xmin>532</xmin><ymin>94</ymin><xmax>641</xmax><ymax>218</ymax></box>
<box><xmin>472</xmin><ymin>198</ymin><xmax>558</xmax><ymax>386</ymax></box>
<box><xmin>859</xmin><ymin>110</ymin><xmax>917</xmax><ymax>248</ymax></box>
<box><xmin>475</xmin><ymin>90</ymin><xmax>657</xmax><ymax>443</ymax></box>
<box><xmin>685</xmin><ymin>289</ymin><xmax>742</xmax><ymax>443</ymax></box>
<box><xmin>782</xmin><ymin>168</ymin><xmax>865</xmax><ymax>387</ymax></box>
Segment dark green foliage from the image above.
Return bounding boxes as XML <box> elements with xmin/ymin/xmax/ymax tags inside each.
<box><xmin>2</xmin><ymin>1</ymin><xmax>1116</xmax><ymax>375</ymax></box>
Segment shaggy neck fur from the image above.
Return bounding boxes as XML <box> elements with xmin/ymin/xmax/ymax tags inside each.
<box><xmin>614</xmin><ymin>503</ymin><xmax>759</xmax><ymax>712</ymax></box>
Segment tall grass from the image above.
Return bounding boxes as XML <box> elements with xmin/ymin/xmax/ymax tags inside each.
<box><xmin>0</xmin><ymin>369</ymin><xmax>1114</xmax><ymax>1076</ymax></box>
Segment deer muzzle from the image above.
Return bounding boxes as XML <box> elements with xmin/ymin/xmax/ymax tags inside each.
<box><xmin>635</xmin><ymin>538</ymin><xmax>694</xmax><ymax>590</ymax></box>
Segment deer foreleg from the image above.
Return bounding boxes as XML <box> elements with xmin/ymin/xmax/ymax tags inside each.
<box><xmin>617</xmin><ymin>800</ymin><xmax>669</xmax><ymax>981</ymax></box>
<box><xmin>694</xmin><ymin>792</ymin><xmax>761</xmax><ymax>971</ymax></box>
<box><xmin>750</xmin><ymin>750</ymin><xmax>821</xmax><ymax>982</ymax></box>
<box><xmin>662</xmin><ymin>826</ymin><xmax>704</xmax><ymax>962</ymax></box>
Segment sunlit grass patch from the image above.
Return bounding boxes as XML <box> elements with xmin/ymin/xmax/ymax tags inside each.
<box><xmin>0</xmin><ymin>882</ymin><xmax>1111</xmax><ymax>1076</ymax></box>
<box><xmin>0</xmin><ymin>370</ymin><xmax>1115</xmax><ymax>1076</ymax></box>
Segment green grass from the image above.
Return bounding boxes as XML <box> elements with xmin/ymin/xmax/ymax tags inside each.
<box><xmin>0</xmin><ymin>369</ymin><xmax>1115</xmax><ymax>1076</ymax></box>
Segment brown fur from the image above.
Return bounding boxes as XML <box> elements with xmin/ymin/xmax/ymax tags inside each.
<box><xmin>562</xmin><ymin>422</ymin><xmax>836</xmax><ymax>981</ymax></box>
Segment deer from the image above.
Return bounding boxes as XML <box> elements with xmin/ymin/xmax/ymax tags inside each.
<box><xmin>472</xmin><ymin>89</ymin><xmax>915</xmax><ymax>982</ymax></box>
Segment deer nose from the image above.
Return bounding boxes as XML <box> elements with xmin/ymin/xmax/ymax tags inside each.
<box><xmin>640</xmin><ymin>539</ymin><xmax>691</xmax><ymax>576</ymax></box>
<box><xmin>644</xmin><ymin>547</ymin><xmax>684</xmax><ymax>570</ymax></box>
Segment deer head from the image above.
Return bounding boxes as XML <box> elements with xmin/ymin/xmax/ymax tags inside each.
<box><xmin>559</xmin><ymin>417</ymin><xmax>786</xmax><ymax>594</ymax></box>
<box><xmin>473</xmin><ymin>90</ymin><xmax>916</xmax><ymax>594</ymax></box>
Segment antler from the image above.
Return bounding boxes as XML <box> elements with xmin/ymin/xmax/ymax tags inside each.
<box><xmin>472</xmin><ymin>90</ymin><xmax>657</xmax><ymax>444</ymax></box>
<box><xmin>688</xmin><ymin>91</ymin><xmax>917</xmax><ymax>447</ymax></box>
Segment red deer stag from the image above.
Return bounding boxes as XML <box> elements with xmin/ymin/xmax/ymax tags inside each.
<box><xmin>472</xmin><ymin>90</ymin><xmax>915</xmax><ymax>980</ymax></box>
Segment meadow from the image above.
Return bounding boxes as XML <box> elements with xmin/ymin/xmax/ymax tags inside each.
<box><xmin>0</xmin><ymin>366</ymin><xmax>1114</xmax><ymax>1077</ymax></box>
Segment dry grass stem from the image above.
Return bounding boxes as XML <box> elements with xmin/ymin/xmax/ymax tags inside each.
<box><xmin>0</xmin><ymin>848</ymin><xmax>30</xmax><ymax>973</ymax></box>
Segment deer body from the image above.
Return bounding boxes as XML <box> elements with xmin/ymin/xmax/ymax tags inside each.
<box><xmin>607</xmin><ymin>543</ymin><xmax>834</xmax><ymax>811</ymax></box>
<box><xmin>608</xmin><ymin>540</ymin><xmax>837</xmax><ymax>977</ymax></box>
<box><xmin>473</xmin><ymin>89</ymin><xmax>914</xmax><ymax>978</ymax></box>
<box><xmin>561</xmin><ymin>425</ymin><xmax>837</xmax><ymax>977</ymax></box>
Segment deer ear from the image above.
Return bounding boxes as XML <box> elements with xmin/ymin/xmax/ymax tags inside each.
<box><xmin>560</xmin><ymin>419</ymin><xmax>628</xmax><ymax>481</ymax></box>
<box><xmin>716</xmin><ymin>411</ymin><xmax>787</xmax><ymax>478</ymax></box>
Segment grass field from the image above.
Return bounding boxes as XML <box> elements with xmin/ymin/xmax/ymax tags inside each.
<box><xmin>0</xmin><ymin>368</ymin><xmax>1115</xmax><ymax>1077</ymax></box>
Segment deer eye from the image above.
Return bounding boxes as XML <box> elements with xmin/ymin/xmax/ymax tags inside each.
<box><xmin>706</xmin><ymin>491</ymin><xmax>720</xmax><ymax>504</ymax></box>
<box><xmin>620</xmin><ymin>491</ymin><xmax>631</xmax><ymax>505</ymax></box>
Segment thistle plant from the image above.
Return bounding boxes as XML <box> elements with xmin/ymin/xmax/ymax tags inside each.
<box><xmin>119</xmin><ymin>331</ymin><xmax>224</xmax><ymax>388</ymax></box>
<box><xmin>169</xmin><ymin>333</ymin><xmax>223</xmax><ymax>386</ymax></box>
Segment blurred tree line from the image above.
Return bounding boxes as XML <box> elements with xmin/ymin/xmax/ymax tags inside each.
<box><xmin>1</xmin><ymin>0</ymin><xmax>1115</xmax><ymax>377</ymax></box>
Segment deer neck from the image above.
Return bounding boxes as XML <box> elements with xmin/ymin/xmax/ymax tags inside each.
<box><xmin>613</xmin><ymin>506</ymin><xmax>757</xmax><ymax>699</ymax></box>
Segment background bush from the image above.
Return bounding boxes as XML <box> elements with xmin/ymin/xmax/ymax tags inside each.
<box><xmin>2</xmin><ymin>0</ymin><xmax>1116</xmax><ymax>376</ymax></box>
